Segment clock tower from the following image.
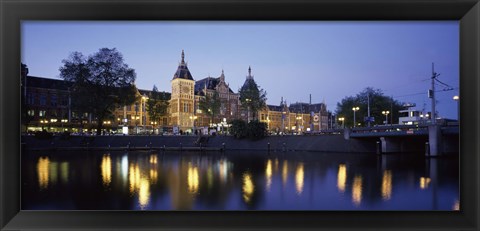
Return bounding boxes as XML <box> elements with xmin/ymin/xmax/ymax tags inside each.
<box><xmin>170</xmin><ymin>50</ymin><xmax>195</xmax><ymax>133</ymax></box>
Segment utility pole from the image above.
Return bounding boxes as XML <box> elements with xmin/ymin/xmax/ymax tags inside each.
<box><xmin>367</xmin><ymin>93</ymin><xmax>371</xmax><ymax>127</ymax></box>
<box><xmin>429</xmin><ymin>63</ymin><xmax>440</xmax><ymax>124</ymax></box>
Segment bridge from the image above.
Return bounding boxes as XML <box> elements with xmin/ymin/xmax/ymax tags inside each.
<box><xmin>308</xmin><ymin>122</ymin><xmax>459</xmax><ymax>156</ymax></box>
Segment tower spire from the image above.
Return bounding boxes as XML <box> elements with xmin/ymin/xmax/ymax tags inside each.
<box><xmin>181</xmin><ymin>50</ymin><xmax>185</xmax><ymax>63</ymax></box>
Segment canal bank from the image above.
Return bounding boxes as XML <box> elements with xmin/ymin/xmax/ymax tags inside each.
<box><xmin>22</xmin><ymin>134</ymin><xmax>377</xmax><ymax>153</ymax></box>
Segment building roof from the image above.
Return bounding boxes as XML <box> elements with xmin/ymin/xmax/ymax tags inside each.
<box><xmin>172</xmin><ymin>50</ymin><xmax>194</xmax><ymax>81</ymax></box>
<box><xmin>289</xmin><ymin>102</ymin><xmax>326</xmax><ymax>113</ymax></box>
<box><xmin>194</xmin><ymin>75</ymin><xmax>235</xmax><ymax>95</ymax></box>
<box><xmin>267</xmin><ymin>105</ymin><xmax>284</xmax><ymax>112</ymax></box>
<box><xmin>138</xmin><ymin>89</ymin><xmax>171</xmax><ymax>100</ymax></box>
<box><xmin>27</xmin><ymin>76</ymin><xmax>71</xmax><ymax>91</ymax></box>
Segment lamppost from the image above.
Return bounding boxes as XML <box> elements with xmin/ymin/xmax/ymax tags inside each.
<box><xmin>61</xmin><ymin>119</ymin><xmax>68</xmax><ymax>132</ymax></box>
<box><xmin>296</xmin><ymin>115</ymin><xmax>302</xmax><ymax>134</ymax></box>
<box><xmin>338</xmin><ymin>117</ymin><xmax>345</xmax><ymax>129</ymax></box>
<box><xmin>190</xmin><ymin>115</ymin><xmax>197</xmax><ymax>135</ymax></box>
<box><xmin>453</xmin><ymin>95</ymin><xmax>459</xmax><ymax>121</ymax></box>
<box><xmin>352</xmin><ymin>107</ymin><xmax>360</xmax><ymax>127</ymax></box>
<box><xmin>245</xmin><ymin>98</ymin><xmax>251</xmax><ymax>122</ymax></box>
<box><xmin>382</xmin><ymin>110</ymin><xmax>390</xmax><ymax>126</ymax></box>
<box><xmin>142</xmin><ymin>95</ymin><xmax>148</xmax><ymax>134</ymax></box>
<box><xmin>150</xmin><ymin>121</ymin><xmax>158</xmax><ymax>134</ymax></box>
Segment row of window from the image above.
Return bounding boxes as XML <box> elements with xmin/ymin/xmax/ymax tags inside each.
<box><xmin>27</xmin><ymin>92</ymin><xmax>68</xmax><ymax>107</ymax></box>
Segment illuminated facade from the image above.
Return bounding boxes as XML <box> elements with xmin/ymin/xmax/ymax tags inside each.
<box><xmin>22</xmin><ymin>51</ymin><xmax>329</xmax><ymax>134</ymax></box>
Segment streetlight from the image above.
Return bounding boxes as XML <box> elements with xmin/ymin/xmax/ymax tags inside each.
<box><xmin>453</xmin><ymin>95</ymin><xmax>459</xmax><ymax>121</ymax></box>
<box><xmin>142</xmin><ymin>95</ymin><xmax>148</xmax><ymax>134</ymax></box>
<box><xmin>338</xmin><ymin>117</ymin><xmax>345</xmax><ymax>129</ymax></box>
<box><xmin>245</xmin><ymin>98</ymin><xmax>251</xmax><ymax>122</ymax></box>
<box><xmin>352</xmin><ymin>107</ymin><xmax>360</xmax><ymax>127</ymax></box>
<box><xmin>382</xmin><ymin>111</ymin><xmax>390</xmax><ymax>126</ymax></box>
<box><xmin>190</xmin><ymin>115</ymin><xmax>197</xmax><ymax>135</ymax></box>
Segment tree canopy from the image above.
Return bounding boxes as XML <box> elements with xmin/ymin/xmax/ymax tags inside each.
<box><xmin>239</xmin><ymin>79</ymin><xmax>267</xmax><ymax>121</ymax></box>
<box><xmin>146</xmin><ymin>85</ymin><xmax>170</xmax><ymax>129</ymax></box>
<box><xmin>335</xmin><ymin>87</ymin><xmax>404</xmax><ymax>127</ymax></box>
<box><xmin>199</xmin><ymin>91</ymin><xmax>221</xmax><ymax>125</ymax></box>
<box><xmin>59</xmin><ymin>48</ymin><xmax>137</xmax><ymax>135</ymax></box>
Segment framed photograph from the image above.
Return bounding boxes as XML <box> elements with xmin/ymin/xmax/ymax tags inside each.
<box><xmin>1</xmin><ymin>0</ymin><xmax>479</xmax><ymax>230</ymax></box>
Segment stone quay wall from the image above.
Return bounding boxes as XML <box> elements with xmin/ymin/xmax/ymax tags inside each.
<box><xmin>22</xmin><ymin>134</ymin><xmax>377</xmax><ymax>153</ymax></box>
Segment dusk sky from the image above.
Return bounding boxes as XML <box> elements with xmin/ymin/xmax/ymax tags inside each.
<box><xmin>21</xmin><ymin>21</ymin><xmax>459</xmax><ymax>119</ymax></box>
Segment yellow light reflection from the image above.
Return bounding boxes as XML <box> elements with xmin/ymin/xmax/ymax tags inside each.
<box><xmin>337</xmin><ymin>164</ymin><xmax>347</xmax><ymax>193</ymax></box>
<box><xmin>138</xmin><ymin>178</ymin><xmax>150</xmax><ymax>210</ymax></box>
<box><xmin>60</xmin><ymin>162</ymin><xmax>69</xmax><ymax>183</ymax></box>
<box><xmin>149</xmin><ymin>154</ymin><xmax>157</xmax><ymax>164</ymax></box>
<box><xmin>419</xmin><ymin>177</ymin><xmax>431</xmax><ymax>190</ymax></box>
<box><xmin>282</xmin><ymin>160</ymin><xmax>288</xmax><ymax>187</ymax></box>
<box><xmin>187</xmin><ymin>164</ymin><xmax>199</xmax><ymax>194</ymax></box>
<box><xmin>453</xmin><ymin>199</ymin><xmax>460</xmax><ymax>211</ymax></box>
<box><xmin>49</xmin><ymin>162</ymin><xmax>58</xmax><ymax>185</ymax></box>
<box><xmin>352</xmin><ymin>175</ymin><xmax>363</xmax><ymax>206</ymax></box>
<box><xmin>129</xmin><ymin>164</ymin><xmax>141</xmax><ymax>194</ymax></box>
<box><xmin>149</xmin><ymin>169</ymin><xmax>158</xmax><ymax>184</ymax></box>
<box><xmin>37</xmin><ymin>157</ymin><xmax>50</xmax><ymax>189</ymax></box>
<box><xmin>101</xmin><ymin>154</ymin><xmax>112</xmax><ymax>187</ymax></box>
<box><xmin>219</xmin><ymin>160</ymin><xmax>228</xmax><ymax>183</ymax></box>
<box><xmin>265</xmin><ymin>159</ymin><xmax>272</xmax><ymax>191</ymax></box>
<box><xmin>295</xmin><ymin>163</ymin><xmax>304</xmax><ymax>195</ymax></box>
<box><xmin>242</xmin><ymin>172</ymin><xmax>255</xmax><ymax>203</ymax></box>
<box><xmin>381</xmin><ymin>170</ymin><xmax>392</xmax><ymax>200</ymax></box>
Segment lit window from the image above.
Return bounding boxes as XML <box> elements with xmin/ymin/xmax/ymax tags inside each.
<box><xmin>39</xmin><ymin>110</ymin><xmax>46</xmax><ymax>117</ymax></box>
<box><xmin>28</xmin><ymin>110</ymin><xmax>35</xmax><ymax>116</ymax></box>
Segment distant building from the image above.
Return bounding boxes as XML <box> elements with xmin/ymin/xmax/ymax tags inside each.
<box><xmin>22</xmin><ymin>51</ymin><xmax>329</xmax><ymax>135</ymax></box>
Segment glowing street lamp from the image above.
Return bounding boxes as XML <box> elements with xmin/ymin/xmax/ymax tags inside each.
<box><xmin>190</xmin><ymin>115</ymin><xmax>197</xmax><ymax>134</ymax></box>
<box><xmin>382</xmin><ymin>111</ymin><xmax>390</xmax><ymax>125</ymax></box>
<box><xmin>352</xmin><ymin>107</ymin><xmax>360</xmax><ymax>127</ymax></box>
<box><xmin>453</xmin><ymin>95</ymin><xmax>459</xmax><ymax>121</ymax></box>
<box><xmin>338</xmin><ymin>117</ymin><xmax>345</xmax><ymax>129</ymax></box>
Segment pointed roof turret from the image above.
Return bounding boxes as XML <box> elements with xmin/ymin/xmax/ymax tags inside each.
<box><xmin>172</xmin><ymin>50</ymin><xmax>194</xmax><ymax>80</ymax></box>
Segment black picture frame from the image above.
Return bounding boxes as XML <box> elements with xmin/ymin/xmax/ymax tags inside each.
<box><xmin>1</xmin><ymin>0</ymin><xmax>479</xmax><ymax>230</ymax></box>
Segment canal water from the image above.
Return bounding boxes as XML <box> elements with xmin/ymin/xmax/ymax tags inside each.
<box><xmin>21</xmin><ymin>150</ymin><xmax>459</xmax><ymax>210</ymax></box>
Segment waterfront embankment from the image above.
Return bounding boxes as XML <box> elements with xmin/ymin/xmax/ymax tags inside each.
<box><xmin>22</xmin><ymin>134</ymin><xmax>377</xmax><ymax>153</ymax></box>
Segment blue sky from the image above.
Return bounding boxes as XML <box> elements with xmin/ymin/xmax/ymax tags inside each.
<box><xmin>21</xmin><ymin>21</ymin><xmax>459</xmax><ymax>119</ymax></box>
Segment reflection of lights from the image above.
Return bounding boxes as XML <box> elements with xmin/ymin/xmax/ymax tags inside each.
<box><xmin>420</xmin><ymin>177</ymin><xmax>431</xmax><ymax>190</ymax></box>
<box><xmin>381</xmin><ymin>170</ymin><xmax>392</xmax><ymax>200</ymax></box>
<box><xmin>37</xmin><ymin>157</ymin><xmax>50</xmax><ymax>189</ymax></box>
<box><xmin>138</xmin><ymin>178</ymin><xmax>150</xmax><ymax>210</ymax></box>
<box><xmin>242</xmin><ymin>172</ymin><xmax>255</xmax><ymax>203</ymax></box>
<box><xmin>352</xmin><ymin>175</ymin><xmax>363</xmax><ymax>206</ymax></box>
<box><xmin>265</xmin><ymin>159</ymin><xmax>272</xmax><ymax>191</ymax></box>
<box><xmin>121</xmin><ymin>155</ymin><xmax>129</xmax><ymax>182</ymax></box>
<box><xmin>337</xmin><ymin>164</ymin><xmax>347</xmax><ymax>193</ymax></box>
<box><xmin>129</xmin><ymin>164</ymin><xmax>141</xmax><ymax>194</ymax></box>
<box><xmin>60</xmin><ymin>162</ymin><xmax>69</xmax><ymax>183</ymax></box>
<box><xmin>282</xmin><ymin>160</ymin><xmax>288</xmax><ymax>186</ymax></box>
<box><xmin>150</xmin><ymin>169</ymin><xmax>158</xmax><ymax>184</ymax></box>
<box><xmin>295</xmin><ymin>163</ymin><xmax>304</xmax><ymax>195</ymax></box>
<box><xmin>187</xmin><ymin>163</ymin><xmax>199</xmax><ymax>194</ymax></box>
<box><xmin>274</xmin><ymin>158</ymin><xmax>279</xmax><ymax>171</ymax></box>
<box><xmin>101</xmin><ymin>154</ymin><xmax>112</xmax><ymax>187</ymax></box>
<box><xmin>49</xmin><ymin>161</ymin><xmax>58</xmax><ymax>185</ymax></box>
<box><xmin>149</xmin><ymin>154</ymin><xmax>157</xmax><ymax>164</ymax></box>
<box><xmin>207</xmin><ymin>167</ymin><xmax>214</xmax><ymax>189</ymax></box>
<box><xmin>453</xmin><ymin>199</ymin><xmax>460</xmax><ymax>211</ymax></box>
<box><xmin>218</xmin><ymin>160</ymin><xmax>228</xmax><ymax>183</ymax></box>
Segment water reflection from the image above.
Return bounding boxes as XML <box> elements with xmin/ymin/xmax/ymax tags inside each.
<box><xmin>242</xmin><ymin>172</ymin><xmax>255</xmax><ymax>203</ymax></box>
<box><xmin>352</xmin><ymin>175</ymin><xmax>363</xmax><ymax>206</ymax></box>
<box><xmin>337</xmin><ymin>164</ymin><xmax>347</xmax><ymax>193</ymax></box>
<box><xmin>187</xmin><ymin>163</ymin><xmax>199</xmax><ymax>194</ymax></box>
<box><xmin>101</xmin><ymin>154</ymin><xmax>112</xmax><ymax>187</ymax></box>
<box><xmin>37</xmin><ymin>156</ymin><xmax>50</xmax><ymax>189</ymax></box>
<box><xmin>295</xmin><ymin>163</ymin><xmax>304</xmax><ymax>195</ymax></box>
<box><xmin>420</xmin><ymin>177</ymin><xmax>431</xmax><ymax>190</ymax></box>
<box><xmin>24</xmin><ymin>151</ymin><xmax>459</xmax><ymax>210</ymax></box>
<box><xmin>265</xmin><ymin>159</ymin><xmax>273</xmax><ymax>191</ymax></box>
<box><xmin>138</xmin><ymin>178</ymin><xmax>150</xmax><ymax>210</ymax></box>
<box><xmin>381</xmin><ymin>170</ymin><xmax>392</xmax><ymax>200</ymax></box>
<box><xmin>282</xmin><ymin>160</ymin><xmax>288</xmax><ymax>187</ymax></box>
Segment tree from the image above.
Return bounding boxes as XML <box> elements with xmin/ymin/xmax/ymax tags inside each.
<box><xmin>239</xmin><ymin>79</ymin><xmax>267</xmax><ymax>121</ymax></box>
<box><xmin>146</xmin><ymin>85</ymin><xmax>170</xmax><ymax>132</ymax></box>
<box><xmin>199</xmin><ymin>91</ymin><xmax>221</xmax><ymax>125</ymax></box>
<box><xmin>335</xmin><ymin>87</ymin><xmax>404</xmax><ymax>127</ymax></box>
<box><xmin>59</xmin><ymin>48</ymin><xmax>137</xmax><ymax>135</ymax></box>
